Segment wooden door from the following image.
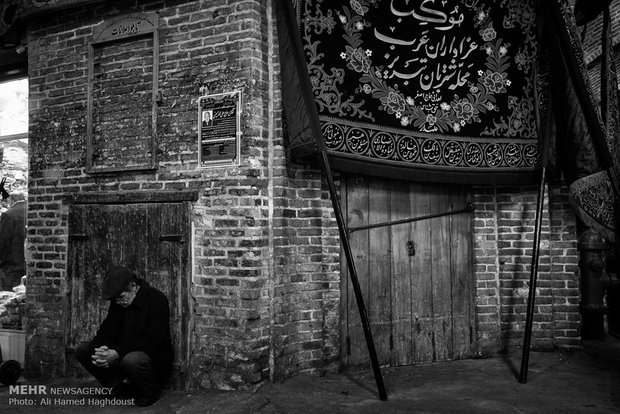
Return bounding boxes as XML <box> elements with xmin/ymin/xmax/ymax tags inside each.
<box><xmin>66</xmin><ymin>202</ymin><xmax>191</xmax><ymax>389</ymax></box>
<box><xmin>340</xmin><ymin>175</ymin><xmax>474</xmax><ymax>368</ymax></box>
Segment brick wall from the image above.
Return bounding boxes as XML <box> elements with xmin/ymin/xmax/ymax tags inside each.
<box><xmin>21</xmin><ymin>0</ymin><xmax>582</xmax><ymax>391</ymax></box>
<box><xmin>473</xmin><ymin>183</ymin><xmax>580</xmax><ymax>355</ymax></box>
<box><xmin>271</xmin><ymin>166</ymin><xmax>341</xmax><ymax>378</ymax></box>
<box><xmin>581</xmin><ymin>0</ymin><xmax>620</xmax><ymax>98</ymax></box>
<box><xmin>582</xmin><ymin>0</ymin><xmax>620</xmax><ymax>65</ymax></box>
<box><xmin>24</xmin><ymin>0</ymin><xmax>339</xmax><ymax>390</ymax></box>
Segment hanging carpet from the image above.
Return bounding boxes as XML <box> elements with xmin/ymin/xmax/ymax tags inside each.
<box><xmin>284</xmin><ymin>0</ymin><xmax>546</xmax><ymax>184</ymax></box>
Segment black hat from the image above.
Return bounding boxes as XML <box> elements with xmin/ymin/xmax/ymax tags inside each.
<box><xmin>102</xmin><ymin>265</ymin><xmax>134</xmax><ymax>300</ymax></box>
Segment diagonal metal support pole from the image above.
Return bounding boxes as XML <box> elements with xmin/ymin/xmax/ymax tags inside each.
<box><xmin>274</xmin><ymin>0</ymin><xmax>387</xmax><ymax>400</ymax></box>
<box><xmin>519</xmin><ymin>3</ymin><xmax>550</xmax><ymax>379</ymax></box>
<box><xmin>319</xmin><ymin>151</ymin><xmax>388</xmax><ymax>401</ymax></box>
<box><xmin>349</xmin><ymin>203</ymin><xmax>473</xmax><ymax>234</ymax></box>
<box><xmin>519</xmin><ymin>165</ymin><xmax>547</xmax><ymax>383</ymax></box>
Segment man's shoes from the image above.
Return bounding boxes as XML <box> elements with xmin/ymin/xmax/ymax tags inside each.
<box><xmin>110</xmin><ymin>381</ymin><xmax>135</xmax><ymax>399</ymax></box>
<box><xmin>134</xmin><ymin>387</ymin><xmax>161</xmax><ymax>407</ymax></box>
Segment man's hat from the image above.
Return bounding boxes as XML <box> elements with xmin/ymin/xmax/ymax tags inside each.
<box><xmin>102</xmin><ymin>265</ymin><xmax>134</xmax><ymax>300</ymax></box>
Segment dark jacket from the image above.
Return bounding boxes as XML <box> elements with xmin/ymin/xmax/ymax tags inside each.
<box><xmin>0</xmin><ymin>200</ymin><xmax>26</xmax><ymax>290</ymax></box>
<box><xmin>91</xmin><ymin>279</ymin><xmax>173</xmax><ymax>383</ymax></box>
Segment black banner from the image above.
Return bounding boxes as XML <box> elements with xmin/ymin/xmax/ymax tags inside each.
<box><xmin>288</xmin><ymin>0</ymin><xmax>546</xmax><ymax>182</ymax></box>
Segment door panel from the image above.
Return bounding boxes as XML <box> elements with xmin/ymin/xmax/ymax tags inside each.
<box><xmin>429</xmin><ymin>185</ymin><xmax>453</xmax><ymax>362</ymax></box>
<box><xmin>341</xmin><ymin>175</ymin><xmax>474</xmax><ymax>368</ymax></box>
<box><xmin>389</xmin><ymin>179</ymin><xmax>412</xmax><ymax>366</ymax></box>
<box><xmin>66</xmin><ymin>202</ymin><xmax>190</xmax><ymax>389</ymax></box>
<box><xmin>344</xmin><ymin>176</ymin><xmax>371</xmax><ymax>366</ymax></box>
<box><xmin>450</xmin><ymin>186</ymin><xmax>475</xmax><ymax>359</ymax></box>
<box><xmin>409</xmin><ymin>181</ymin><xmax>434</xmax><ymax>363</ymax></box>
<box><xmin>368</xmin><ymin>179</ymin><xmax>391</xmax><ymax>366</ymax></box>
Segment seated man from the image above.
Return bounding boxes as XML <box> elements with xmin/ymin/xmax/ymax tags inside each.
<box><xmin>76</xmin><ymin>265</ymin><xmax>173</xmax><ymax>406</ymax></box>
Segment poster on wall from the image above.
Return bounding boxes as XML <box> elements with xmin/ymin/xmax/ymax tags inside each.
<box><xmin>198</xmin><ymin>90</ymin><xmax>241</xmax><ymax>167</ymax></box>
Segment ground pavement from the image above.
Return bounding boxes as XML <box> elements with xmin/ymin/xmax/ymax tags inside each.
<box><xmin>1</xmin><ymin>342</ymin><xmax>619</xmax><ymax>413</ymax></box>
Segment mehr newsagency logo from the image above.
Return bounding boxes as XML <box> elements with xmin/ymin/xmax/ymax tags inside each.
<box><xmin>7</xmin><ymin>384</ymin><xmax>134</xmax><ymax>407</ymax></box>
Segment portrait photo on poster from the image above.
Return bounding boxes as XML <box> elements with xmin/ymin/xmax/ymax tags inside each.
<box><xmin>201</xmin><ymin>109</ymin><xmax>213</xmax><ymax>127</ymax></box>
<box><xmin>197</xmin><ymin>90</ymin><xmax>241</xmax><ymax>167</ymax></box>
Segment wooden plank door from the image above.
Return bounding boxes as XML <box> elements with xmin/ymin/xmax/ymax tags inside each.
<box><xmin>66</xmin><ymin>202</ymin><xmax>191</xmax><ymax>389</ymax></box>
<box><xmin>409</xmin><ymin>180</ymin><xmax>434</xmax><ymax>364</ymax></box>
<box><xmin>340</xmin><ymin>175</ymin><xmax>474</xmax><ymax>368</ymax></box>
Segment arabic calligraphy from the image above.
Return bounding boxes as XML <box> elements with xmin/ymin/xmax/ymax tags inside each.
<box><xmin>443</xmin><ymin>141</ymin><xmax>463</xmax><ymax>165</ymax></box>
<box><xmin>347</xmin><ymin>128</ymin><xmax>370</xmax><ymax>154</ymax></box>
<box><xmin>373</xmin><ymin>1</ymin><xmax>474</xmax><ymax>92</ymax></box>
<box><xmin>485</xmin><ymin>144</ymin><xmax>503</xmax><ymax>167</ymax></box>
<box><xmin>523</xmin><ymin>144</ymin><xmax>540</xmax><ymax>166</ymax></box>
<box><xmin>464</xmin><ymin>143</ymin><xmax>483</xmax><ymax>167</ymax></box>
<box><xmin>323</xmin><ymin>123</ymin><xmax>345</xmax><ymax>150</ymax></box>
<box><xmin>421</xmin><ymin>140</ymin><xmax>441</xmax><ymax>164</ymax></box>
<box><xmin>371</xmin><ymin>132</ymin><xmax>396</xmax><ymax>158</ymax></box>
<box><xmin>397</xmin><ymin>136</ymin><xmax>419</xmax><ymax>161</ymax></box>
<box><xmin>298</xmin><ymin>0</ymin><xmax>542</xmax><ymax>173</ymax></box>
<box><xmin>504</xmin><ymin>143</ymin><xmax>521</xmax><ymax>166</ymax></box>
<box><xmin>325</xmin><ymin>120</ymin><xmax>540</xmax><ymax>169</ymax></box>
<box><xmin>390</xmin><ymin>0</ymin><xmax>464</xmax><ymax>29</ymax></box>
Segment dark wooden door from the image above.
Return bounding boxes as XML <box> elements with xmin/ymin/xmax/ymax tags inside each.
<box><xmin>340</xmin><ymin>175</ymin><xmax>474</xmax><ymax>368</ymax></box>
<box><xmin>66</xmin><ymin>202</ymin><xmax>191</xmax><ymax>389</ymax></box>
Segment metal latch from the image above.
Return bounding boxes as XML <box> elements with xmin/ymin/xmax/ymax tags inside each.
<box><xmin>406</xmin><ymin>241</ymin><xmax>415</xmax><ymax>256</ymax></box>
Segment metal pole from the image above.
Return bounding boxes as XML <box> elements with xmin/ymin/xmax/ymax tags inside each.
<box><xmin>519</xmin><ymin>165</ymin><xmax>547</xmax><ymax>383</ymax></box>
<box><xmin>349</xmin><ymin>203</ymin><xmax>473</xmax><ymax>234</ymax></box>
<box><xmin>519</xmin><ymin>2</ymin><xmax>552</xmax><ymax>380</ymax></box>
<box><xmin>319</xmin><ymin>151</ymin><xmax>388</xmax><ymax>401</ymax></box>
<box><xmin>274</xmin><ymin>0</ymin><xmax>387</xmax><ymax>400</ymax></box>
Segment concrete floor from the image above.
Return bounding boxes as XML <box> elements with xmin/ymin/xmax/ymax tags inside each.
<box><xmin>1</xmin><ymin>339</ymin><xmax>620</xmax><ymax>413</ymax></box>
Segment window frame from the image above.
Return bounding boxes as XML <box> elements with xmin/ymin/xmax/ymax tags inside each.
<box><xmin>0</xmin><ymin>76</ymin><xmax>28</xmax><ymax>140</ymax></box>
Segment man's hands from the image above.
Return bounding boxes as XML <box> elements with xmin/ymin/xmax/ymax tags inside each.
<box><xmin>91</xmin><ymin>346</ymin><xmax>120</xmax><ymax>368</ymax></box>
